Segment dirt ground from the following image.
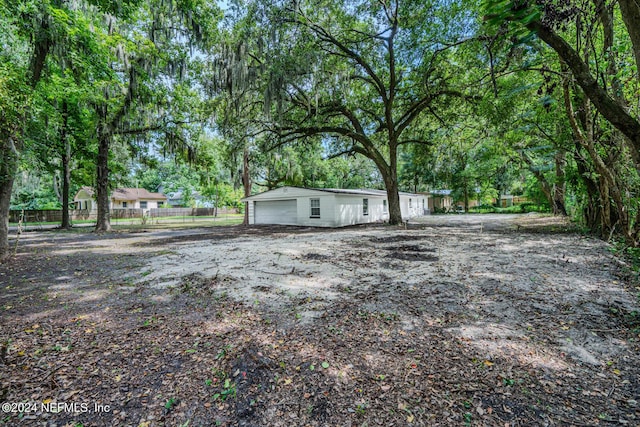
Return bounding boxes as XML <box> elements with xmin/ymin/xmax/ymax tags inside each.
<box><xmin>1</xmin><ymin>213</ymin><xmax>639</xmax><ymax>426</ymax></box>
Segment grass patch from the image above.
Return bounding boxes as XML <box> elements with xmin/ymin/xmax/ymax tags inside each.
<box><xmin>11</xmin><ymin>215</ymin><xmax>243</xmax><ymax>230</ymax></box>
<box><xmin>9</xmin><ymin>219</ymin><xmax>97</xmax><ymax>227</ymax></box>
<box><xmin>468</xmin><ymin>203</ymin><xmax>550</xmax><ymax>214</ymax></box>
<box><xmin>111</xmin><ymin>216</ymin><xmax>242</xmax><ymax>230</ymax></box>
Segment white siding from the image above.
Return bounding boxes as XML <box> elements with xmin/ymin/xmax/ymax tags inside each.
<box><xmin>334</xmin><ymin>195</ymin><xmax>387</xmax><ymax>226</ymax></box>
<box><xmin>112</xmin><ymin>199</ymin><xmax>161</xmax><ymax>210</ymax></box>
<box><xmin>369</xmin><ymin>197</ymin><xmax>389</xmax><ymax>222</ymax></box>
<box><xmin>247</xmin><ymin>200</ymin><xmax>255</xmax><ymax>224</ymax></box>
<box><xmin>113</xmin><ymin>200</ymin><xmax>132</xmax><ymax>208</ymax></box>
<box><xmin>74</xmin><ymin>189</ymin><xmax>95</xmax><ymax>211</ymax></box>
<box><xmin>400</xmin><ymin>195</ymin><xmax>411</xmax><ymax>219</ymax></box>
<box><xmin>245</xmin><ymin>187</ymin><xmax>337</xmax><ymax>227</ymax></box>
<box><xmin>139</xmin><ymin>200</ymin><xmax>161</xmax><ymax>209</ymax></box>
<box><xmin>248</xmin><ymin>194</ymin><xmax>337</xmax><ymax>227</ymax></box>
<box><xmin>399</xmin><ymin>194</ymin><xmax>427</xmax><ymax>219</ymax></box>
<box><xmin>334</xmin><ymin>196</ymin><xmax>362</xmax><ymax>226</ymax></box>
<box><xmin>296</xmin><ymin>196</ymin><xmax>336</xmax><ymax>227</ymax></box>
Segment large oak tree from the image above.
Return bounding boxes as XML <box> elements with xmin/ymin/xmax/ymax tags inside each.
<box><xmin>251</xmin><ymin>0</ymin><xmax>481</xmax><ymax>224</ymax></box>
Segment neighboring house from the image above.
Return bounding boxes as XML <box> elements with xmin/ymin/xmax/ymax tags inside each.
<box><xmin>498</xmin><ymin>194</ymin><xmax>514</xmax><ymax>208</ymax></box>
<box><xmin>241</xmin><ymin>186</ymin><xmax>426</xmax><ymax>227</ymax></box>
<box><xmin>428</xmin><ymin>189</ymin><xmax>481</xmax><ymax>212</ymax></box>
<box><xmin>74</xmin><ymin>187</ymin><xmax>96</xmax><ymax>211</ymax></box>
<box><xmin>73</xmin><ymin>187</ymin><xmax>167</xmax><ymax>212</ymax></box>
<box><xmin>428</xmin><ymin>189</ymin><xmax>454</xmax><ymax>212</ymax></box>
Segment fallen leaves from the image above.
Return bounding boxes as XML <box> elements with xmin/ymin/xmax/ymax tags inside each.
<box><xmin>2</xmin><ymin>221</ymin><xmax>640</xmax><ymax>427</ymax></box>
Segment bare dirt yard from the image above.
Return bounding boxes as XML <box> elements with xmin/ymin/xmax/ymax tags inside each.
<box><xmin>1</xmin><ymin>213</ymin><xmax>639</xmax><ymax>426</ymax></box>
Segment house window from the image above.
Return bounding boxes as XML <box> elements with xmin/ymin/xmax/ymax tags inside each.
<box><xmin>158</xmin><ymin>201</ymin><xmax>164</xmax><ymax>207</ymax></box>
<box><xmin>383</xmin><ymin>200</ymin><xmax>388</xmax><ymax>213</ymax></box>
<box><xmin>310</xmin><ymin>198</ymin><xmax>320</xmax><ymax>218</ymax></box>
<box><xmin>363</xmin><ymin>198</ymin><xmax>368</xmax><ymax>215</ymax></box>
<box><xmin>140</xmin><ymin>201</ymin><xmax>148</xmax><ymax>209</ymax></box>
<box><xmin>409</xmin><ymin>199</ymin><xmax>412</xmax><ymax>208</ymax></box>
<box><xmin>122</xmin><ymin>202</ymin><xmax>128</xmax><ymax>208</ymax></box>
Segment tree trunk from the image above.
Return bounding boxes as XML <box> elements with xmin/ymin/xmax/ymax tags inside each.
<box><xmin>242</xmin><ymin>146</ymin><xmax>250</xmax><ymax>226</ymax></box>
<box><xmin>0</xmin><ymin>183</ymin><xmax>12</xmax><ymax>260</ymax></box>
<box><xmin>539</xmin><ymin>183</ymin><xmax>554</xmax><ymax>210</ymax></box>
<box><xmin>60</xmin><ymin>100</ymin><xmax>71</xmax><ymax>229</ymax></box>
<box><xmin>563</xmin><ymin>75</ymin><xmax>634</xmax><ymax>242</ymax></box>
<box><xmin>385</xmin><ymin>178</ymin><xmax>402</xmax><ymax>225</ymax></box>
<box><xmin>379</xmin><ymin>157</ymin><xmax>402</xmax><ymax>225</ymax></box>
<box><xmin>382</xmin><ymin>146</ymin><xmax>402</xmax><ymax>225</ymax></box>
<box><xmin>618</xmin><ymin>0</ymin><xmax>640</xmax><ymax>76</ymax></box>
<box><xmin>94</xmin><ymin>134</ymin><xmax>111</xmax><ymax>232</ymax></box>
<box><xmin>552</xmin><ymin>150</ymin><xmax>568</xmax><ymax>216</ymax></box>
<box><xmin>214</xmin><ymin>183</ymin><xmax>219</xmax><ymax>217</ymax></box>
<box><xmin>61</xmin><ymin>145</ymin><xmax>71</xmax><ymax>229</ymax></box>
<box><xmin>0</xmin><ymin>11</ymin><xmax>52</xmax><ymax>258</ymax></box>
<box><xmin>1</xmin><ymin>165</ymin><xmax>20</xmax><ymax>260</ymax></box>
<box><xmin>598</xmin><ymin>176</ymin><xmax>613</xmax><ymax>238</ymax></box>
<box><xmin>463</xmin><ymin>178</ymin><xmax>469</xmax><ymax>213</ymax></box>
<box><xmin>572</xmin><ymin>139</ymin><xmax>599</xmax><ymax>228</ymax></box>
<box><xmin>520</xmin><ymin>151</ymin><xmax>554</xmax><ymax>209</ymax></box>
<box><xmin>0</xmin><ymin>137</ymin><xmax>20</xmax><ymax>260</ymax></box>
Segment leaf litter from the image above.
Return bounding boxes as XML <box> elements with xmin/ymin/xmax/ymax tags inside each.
<box><xmin>0</xmin><ymin>214</ymin><xmax>639</xmax><ymax>426</ymax></box>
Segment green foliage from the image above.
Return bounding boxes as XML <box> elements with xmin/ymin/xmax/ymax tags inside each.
<box><xmin>164</xmin><ymin>397</ymin><xmax>178</xmax><ymax>410</ymax></box>
<box><xmin>482</xmin><ymin>0</ymin><xmax>540</xmax><ymax>38</ymax></box>
<box><xmin>212</xmin><ymin>378</ymin><xmax>236</xmax><ymax>401</ymax></box>
<box><xmin>523</xmin><ymin>175</ymin><xmax>549</xmax><ymax>205</ymax></box>
<box><xmin>10</xmin><ymin>169</ymin><xmax>60</xmax><ymax>210</ymax></box>
<box><xmin>136</xmin><ymin>162</ymin><xmax>200</xmax><ymax>194</ymax></box>
<box><xmin>202</xmin><ymin>183</ymin><xmax>244</xmax><ymax>209</ymax></box>
<box><xmin>469</xmin><ymin>203</ymin><xmax>549</xmax><ymax>214</ymax></box>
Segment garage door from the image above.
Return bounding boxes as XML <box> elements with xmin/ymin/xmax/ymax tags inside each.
<box><xmin>254</xmin><ymin>199</ymin><xmax>298</xmax><ymax>225</ymax></box>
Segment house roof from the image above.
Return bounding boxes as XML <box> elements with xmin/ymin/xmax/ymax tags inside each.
<box><xmin>111</xmin><ymin>188</ymin><xmax>166</xmax><ymax>201</ymax></box>
<box><xmin>166</xmin><ymin>190</ymin><xmax>203</xmax><ymax>200</ymax></box>
<box><xmin>74</xmin><ymin>186</ymin><xmax>166</xmax><ymax>201</ymax></box>
<box><xmin>316</xmin><ymin>188</ymin><xmax>422</xmax><ymax>197</ymax></box>
<box><xmin>243</xmin><ymin>186</ymin><xmax>421</xmax><ymax>201</ymax></box>
<box><xmin>76</xmin><ymin>186</ymin><xmax>95</xmax><ymax>198</ymax></box>
<box><xmin>310</xmin><ymin>188</ymin><xmax>388</xmax><ymax>196</ymax></box>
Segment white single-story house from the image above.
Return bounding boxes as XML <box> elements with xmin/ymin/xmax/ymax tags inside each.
<box><xmin>241</xmin><ymin>186</ymin><xmax>427</xmax><ymax>227</ymax></box>
<box><xmin>74</xmin><ymin>187</ymin><xmax>167</xmax><ymax>212</ymax></box>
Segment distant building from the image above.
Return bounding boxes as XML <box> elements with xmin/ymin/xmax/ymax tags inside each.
<box><xmin>428</xmin><ymin>189</ymin><xmax>454</xmax><ymax>212</ymax></box>
<box><xmin>498</xmin><ymin>194</ymin><xmax>514</xmax><ymax>208</ymax></box>
<box><xmin>74</xmin><ymin>187</ymin><xmax>166</xmax><ymax>213</ymax></box>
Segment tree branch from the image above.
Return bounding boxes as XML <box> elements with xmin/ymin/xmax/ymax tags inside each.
<box><xmin>292</xmin><ymin>10</ymin><xmax>388</xmax><ymax>102</ymax></box>
<box><xmin>324</xmin><ymin>146</ymin><xmax>363</xmax><ymax>160</ymax></box>
<box><xmin>397</xmin><ymin>139</ymin><xmax>431</xmax><ymax>146</ymax></box>
<box><xmin>526</xmin><ymin>18</ymin><xmax>640</xmax><ymax>158</ymax></box>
